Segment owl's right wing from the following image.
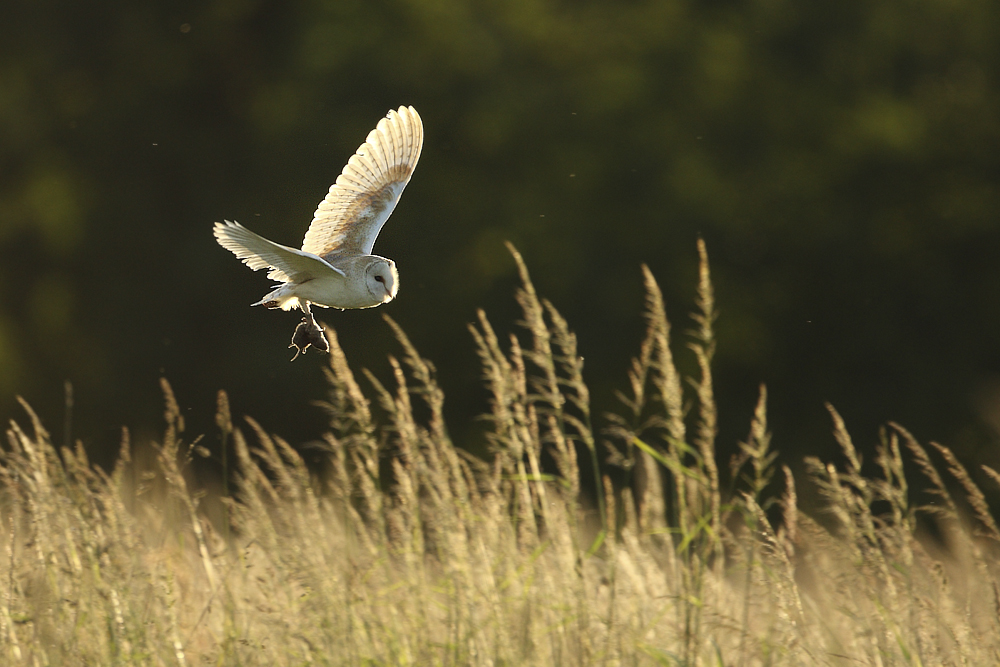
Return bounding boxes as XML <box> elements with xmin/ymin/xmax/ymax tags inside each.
<box><xmin>214</xmin><ymin>220</ymin><xmax>345</xmax><ymax>283</ymax></box>
<box><xmin>301</xmin><ymin>105</ymin><xmax>423</xmax><ymax>262</ymax></box>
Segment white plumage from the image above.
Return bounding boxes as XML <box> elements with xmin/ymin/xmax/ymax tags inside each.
<box><xmin>214</xmin><ymin>105</ymin><xmax>423</xmax><ymax>319</ymax></box>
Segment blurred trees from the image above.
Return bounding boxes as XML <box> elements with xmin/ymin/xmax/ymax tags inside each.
<box><xmin>1</xmin><ymin>0</ymin><xmax>999</xmax><ymax>471</ymax></box>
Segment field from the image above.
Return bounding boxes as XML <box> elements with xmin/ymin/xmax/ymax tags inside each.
<box><xmin>2</xmin><ymin>243</ymin><xmax>999</xmax><ymax>665</ymax></box>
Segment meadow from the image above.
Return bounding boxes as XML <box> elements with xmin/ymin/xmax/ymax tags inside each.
<box><xmin>2</xmin><ymin>243</ymin><xmax>999</xmax><ymax>665</ymax></box>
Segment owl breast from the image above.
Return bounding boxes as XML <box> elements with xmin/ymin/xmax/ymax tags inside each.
<box><xmin>295</xmin><ymin>273</ymin><xmax>381</xmax><ymax>310</ymax></box>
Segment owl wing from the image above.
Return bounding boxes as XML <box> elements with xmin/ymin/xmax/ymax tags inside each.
<box><xmin>301</xmin><ymin>105</ymin><xmax>423</xmax><ymax>263</ymax></box>
<box><xmin>214</xmin><ymin>220</ymin><xmax>345</xmax><ymax>283</ymax></box>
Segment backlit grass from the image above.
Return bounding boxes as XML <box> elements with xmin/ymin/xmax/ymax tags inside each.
<box><xmin>2</xmin><ymin>242</ymin><xmax>999</xmax><ymax>665</ymax></box>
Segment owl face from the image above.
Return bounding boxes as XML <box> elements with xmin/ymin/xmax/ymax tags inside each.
<box><xmin>366</xmin><ymin>258</ymin><xmax>399</xmax><ymax>303</ymax></box>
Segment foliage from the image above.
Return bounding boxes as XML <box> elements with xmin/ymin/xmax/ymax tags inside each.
<box><xmin>2</xmin><ymin>248</ymin><xmax>999</xmax><ymax>665</ymax></box>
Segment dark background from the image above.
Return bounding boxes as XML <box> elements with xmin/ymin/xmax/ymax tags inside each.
<box><xmin>2</xmin><ymin>0</ymin><xmax>1000</xmax><ymax>482</ymax></box>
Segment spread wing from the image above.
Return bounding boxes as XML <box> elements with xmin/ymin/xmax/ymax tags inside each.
<box><xmin>301</xmin><ymin>105</ymin><xmax>423</xmax><ymax>262</ymax></box>
<box><xmin>214</xmin><ymin>220</ymin><xmax>345</xmax><ymax>283</ymax></box>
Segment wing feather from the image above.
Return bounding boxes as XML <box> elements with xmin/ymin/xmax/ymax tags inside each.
<box><xmin>382</xmin><ymin>116</ymin><xmax>399</xmax><ymax>169</ymax></box>
<box><xmin>301</xmin><ymin>105</ymin><xmax>423</xmax><ymax>261</ymax></box>
<box><xmin>214</xmin><ymin>220</ymin><xmax>345</xmax><ymax>283</ymax></box>
<box><xmin>364</xmin><ymin>130</ymin><xmax>383</xmax><ymax>176</ymax></box>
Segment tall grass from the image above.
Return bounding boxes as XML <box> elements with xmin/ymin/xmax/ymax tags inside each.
<box><xmin>2</xmin><ymin>244</ymin><xmax>1000</xmax><ymax>665</ymax></box>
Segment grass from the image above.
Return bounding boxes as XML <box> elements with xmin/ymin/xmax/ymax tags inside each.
<box><xmin>2</xmin><ymin>241</ymin><xmax>1000</xmax><ymax>665</ymax></box>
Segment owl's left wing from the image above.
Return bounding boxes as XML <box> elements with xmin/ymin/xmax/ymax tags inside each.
<box><xmin>301</xmin><ymin>105</ymin><xmax>423</xmax><ymax>262</ymax></box>
<box><xmin>214</xmin><ymin>220</ymin><xmax>345</xmax><ymax>283</ymax></box>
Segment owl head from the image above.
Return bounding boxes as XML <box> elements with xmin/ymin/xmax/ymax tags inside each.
<box><xmin>366</xmin><ymin>257</ymin><xmax>399</xmax><ymax>304</ymax></box>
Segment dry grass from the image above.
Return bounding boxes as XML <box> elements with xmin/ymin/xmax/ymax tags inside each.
<box><xmin>3</xmin><ymin>244</ymin><xmax>1000</xmax><ymax>665</ymax></box>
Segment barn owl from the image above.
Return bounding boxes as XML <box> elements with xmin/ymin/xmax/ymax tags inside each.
<box><xmin>214</xmin><ymin>105</ymin><xmax>423</xmax><ymax>357</ymax></box>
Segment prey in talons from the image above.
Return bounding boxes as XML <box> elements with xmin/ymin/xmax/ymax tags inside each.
<box><xmin>289</xmin><ymin>306</ymin><xmax>330</xmax><ymax>361</ymax></box>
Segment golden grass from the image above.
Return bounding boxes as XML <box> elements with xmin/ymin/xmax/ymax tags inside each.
<box><xmin>2</xmin><ymin>244</ymin><xmax>1000</xmax><ymax>665</ymax></box>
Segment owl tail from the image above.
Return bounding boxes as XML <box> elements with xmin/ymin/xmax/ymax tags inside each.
<box><xmin>252</xmin><ymin>285</ymin><xmax>301</xmax><ymax>311</ymax></box>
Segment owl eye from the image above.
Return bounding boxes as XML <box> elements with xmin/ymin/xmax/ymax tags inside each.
<box><xmin>374</xmin><ymin>275</ymin><xmax>384</xmax><ymax>283</ymax></box>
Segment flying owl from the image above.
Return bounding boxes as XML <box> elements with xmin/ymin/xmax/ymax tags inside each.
<box><xmin>214</xmin><ymin>105</ymin><xmax>423</xmax><ymax>357</ymax></box>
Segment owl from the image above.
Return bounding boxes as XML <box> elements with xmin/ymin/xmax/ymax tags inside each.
<box><xmin>214</xmin><ymin>105</ymin><xmax>423</xmax><ymax>357</ymax></box>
